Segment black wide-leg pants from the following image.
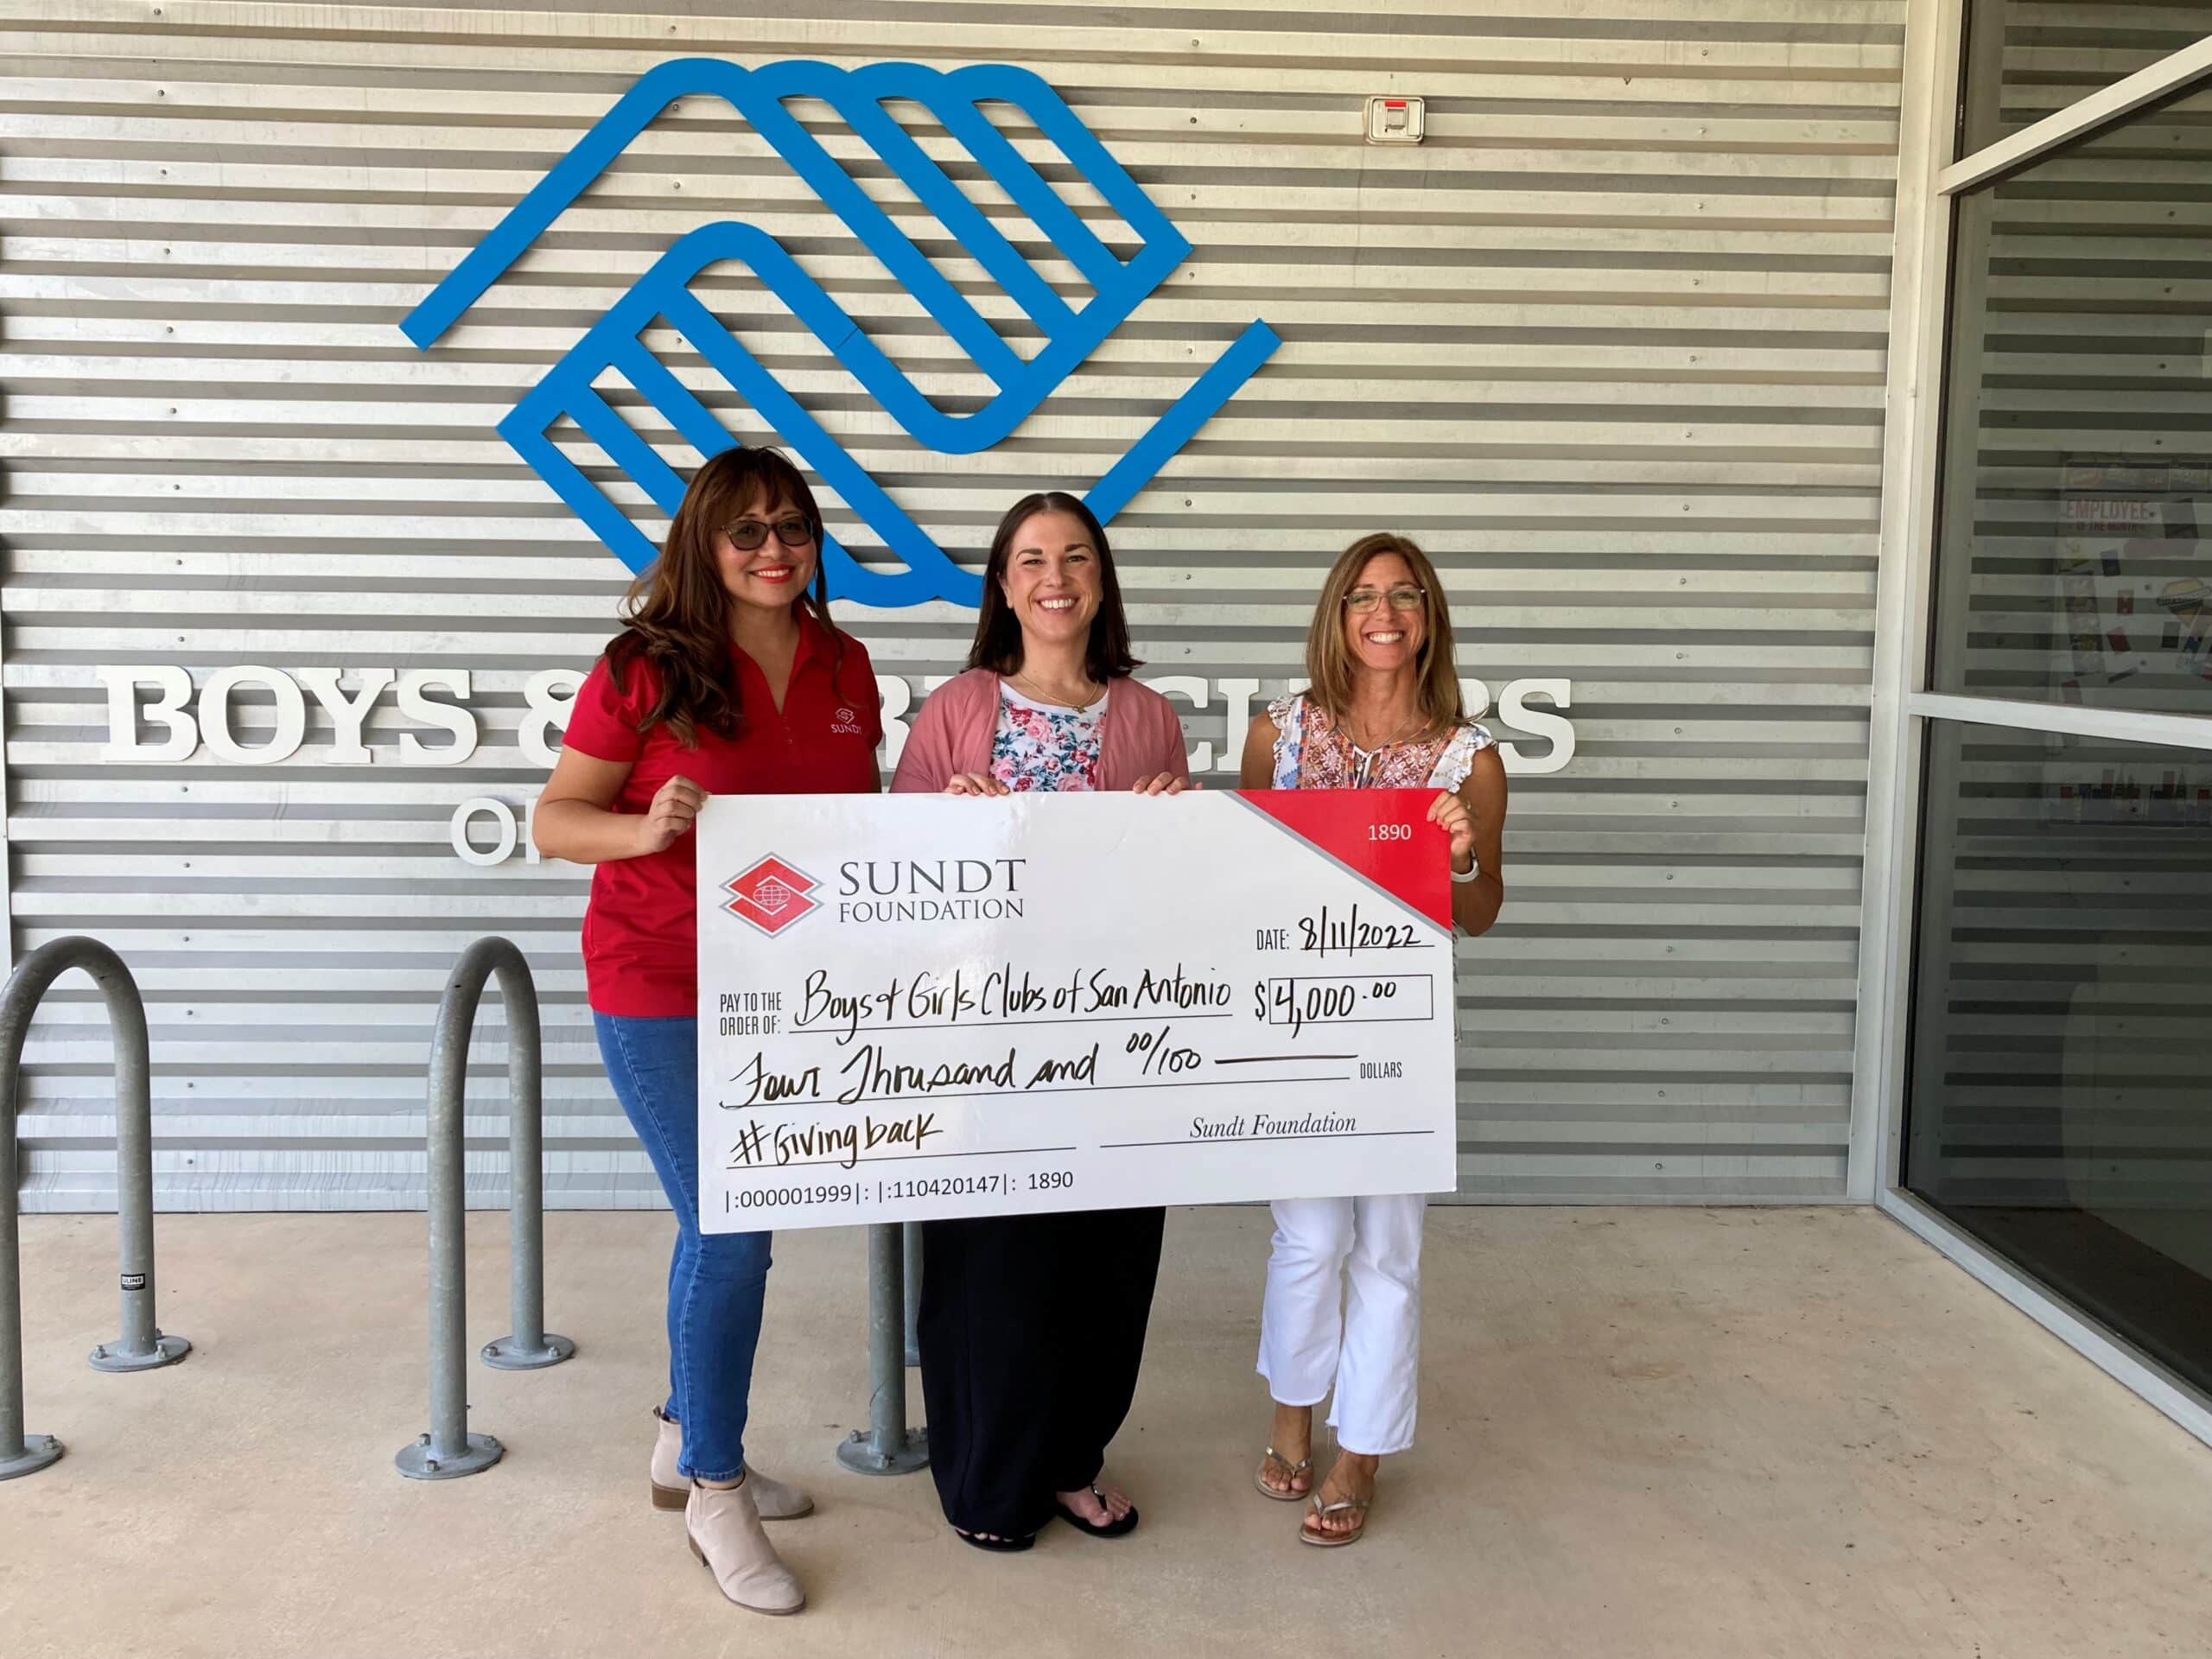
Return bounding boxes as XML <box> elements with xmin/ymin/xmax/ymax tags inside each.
<box><xmin>917</xmin><ymin>1205</ymin><xmax>1166</xmax><ymax>1537</ymax></box>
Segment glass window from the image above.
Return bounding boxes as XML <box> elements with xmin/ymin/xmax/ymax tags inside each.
<box><xmin>1961</xmin><ymin>1</ymin><xmax>2212</xmax><ymax>156</ymax></box>
<box><xmin>1929</xmin><ymin>75</ymin><xmax>2212</xmax><ymax>715</ymax></box>
<box><xmin>1905</xmin><ymin>720</ymin><xmax>2212</xmax><ymax>1395</ymax></box>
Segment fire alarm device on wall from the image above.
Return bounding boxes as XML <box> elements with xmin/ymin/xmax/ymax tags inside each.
<box><xmin>1365</xmin><ymin>96</ymin><xmax>1424</xmax><ymax>144</ymax></box>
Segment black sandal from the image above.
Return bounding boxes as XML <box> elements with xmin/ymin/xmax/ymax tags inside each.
<box><xmin>951</xmin><ymin>1526</ymin><xmax>1035</xmax><ymax>1553</ymax></box>
<box><xmin>1053</xmin><ymin>1485</ymin><xmax>1140</xmax><ymax>1539</ymax></box>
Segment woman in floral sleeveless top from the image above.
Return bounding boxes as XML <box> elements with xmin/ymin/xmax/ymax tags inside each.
<box><xmin>1237</xmin><ymin>531</ymin><xmax>1509</xmax><ymax>1548</ymax></box>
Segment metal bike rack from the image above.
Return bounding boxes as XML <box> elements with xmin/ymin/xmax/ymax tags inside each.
<box><xmin>395</xmin><ymin>938</ymin><xmax>573</xmax><ymax>1482</ymax></box>
<box><xmin>2</xmin><ymin>938</ymin><xmax>190</xmax><ymax>1482</ymax></box>
<box><xmin>836</xmin><ymin>1221</ymin><xmax>927</xmax><ymax>1475</ymax></box>
<box><xmin>903</xmin><ymin>1219</ymin><xmax>922</xmax><ymax>1368</ymax></box>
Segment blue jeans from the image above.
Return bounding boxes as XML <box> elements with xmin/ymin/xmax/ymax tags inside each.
<box><xmin>594</xmin><ymin>1014</ymin><xmax>772</xmax><ymax>1483</ymax></box>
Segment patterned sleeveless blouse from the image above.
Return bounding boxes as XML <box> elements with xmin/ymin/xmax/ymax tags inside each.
<box><xmin>1268</xmin><ymin>693</ymin><xmax>1494</xmax><ymax>793</ymax></box>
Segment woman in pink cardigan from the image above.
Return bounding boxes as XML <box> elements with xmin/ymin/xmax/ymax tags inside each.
<box><xmin>891</xmin><ymin>491</ymin><xmax>1189</xmax><ymax>1551</ymax></box>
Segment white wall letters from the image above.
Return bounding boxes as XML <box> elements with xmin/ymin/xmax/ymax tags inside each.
<box><xmin>1148</xmin><ymin>675</ymin><xmax>1212</xmax><ymax>771</ymax></box>
<box><xmin>874</xmin><ymin>674</ymin><xmax>913</xmax><ymax>769</ymax></box>
<box><xmin>1499</xmin><ymin>679</ymin><xmax>1574</xmax><ymax>776</ymax></box>
<box><xmin>99</xmin><ymin>662</ymin><xmax>482</xmax><ymax>766</ymax></box>
<box><xmin>95</xmin><ymin>663</ymin><xmax>1576</xmax><ymax>864</ymax></box>
<box><xmin>99</xmin><ymin>665</ymin><xmax>200</xmax><ymax>762</ymax></box>
<box><xmin>196</xmin><ymin>665</ymin><xmax>308</xmax><ymax>766</ymax></box>
<box><xmin>521</xmin><ymin>669</ymin><xmax>587</xmax><ymax>768</ymax></box>
<box><xmin>1216</xmin><ymin>678</ymin><xmax>1260</xmax><ymax>774</ymax></box>
<box><xmin>451</xmin><ymin>796</ymin><xmax>524</xmax><ymax>866</ymax></box>
<box><xmin>396</xmin><ymin>670</ymin><xmax>478</xmax><ymax>765</ymax></box>
<box><xmin>295</xmin><ymin>668</ymin><xmax>396</xmax><ymax>766</ymax></box>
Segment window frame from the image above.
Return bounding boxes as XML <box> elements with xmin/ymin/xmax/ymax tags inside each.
<box><xmin>1857</xmin><ymin>0</ymin><xmax>2212</xmax><ymax>1444</ymax></box>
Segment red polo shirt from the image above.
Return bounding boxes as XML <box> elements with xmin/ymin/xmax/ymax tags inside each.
<box><xmin>561</xmin><ymin>616</ymin><xmax>882</xmax><ymax>1016</ymax></box>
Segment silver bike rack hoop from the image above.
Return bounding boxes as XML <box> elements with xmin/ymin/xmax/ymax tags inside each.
<box><xmin>836</xmin><ymin>1222</ymin><xmax>927</xmax><ymax>1475</ymax></box>
<box><xmin>395</xmin><ymin>938</ymin><xmax>573</xmax><ymax>1482</ymax></box>
<box><xmin>2</xmin><ymin>938</ymin><xmax>191</xmax><ymax>1482</ymax></box>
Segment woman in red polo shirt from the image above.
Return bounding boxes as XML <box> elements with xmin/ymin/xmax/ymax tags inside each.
<box><xmin>535</xmin><ymin>446</ymin><xmax>880</xmax><ymax>1618</ymax></box>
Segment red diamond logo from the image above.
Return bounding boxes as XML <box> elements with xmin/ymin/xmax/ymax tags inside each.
<box><xmin>721</xmin><ymin>855</ymin><xmax>821</xmax><ymax>938</ymax></box>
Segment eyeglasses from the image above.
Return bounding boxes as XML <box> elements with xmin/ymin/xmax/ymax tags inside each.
<box><xmin>1344</xmin><ymin>586</ymin><xmax>1425</xmax><ymax>613</ymax></box>
<box><xmin>723</xmin><ymin>517</ymin><xmax>816</xmax><ymax>550</ymax></box>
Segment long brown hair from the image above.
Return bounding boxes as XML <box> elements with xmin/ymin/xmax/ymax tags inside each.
<box><xmin>966</xmin><ymin>492</ymin><xmax>1141</xmax><ymax>681</ymax></box>
<box><xmin>1303</xmin><ymin>532</ymin><xmax>1464</xmax><ymax>739</ymax></box>
<box><xmin>604</xmin><ymin>446</ymin><xmax>853</xmax><ymax>746</ymax></box>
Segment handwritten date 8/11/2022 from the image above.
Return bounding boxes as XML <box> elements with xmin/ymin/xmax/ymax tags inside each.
<box><xmin>1255</xmin><ymin>903</ymin><xmax>1426</xmax><ymax>958</ymax></box>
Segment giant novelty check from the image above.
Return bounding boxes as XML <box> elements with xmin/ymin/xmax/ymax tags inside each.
<box><xmin>695</xmin><ymin>790</ymin><xmax>1459</xmax><ymax>1231</ymax></box>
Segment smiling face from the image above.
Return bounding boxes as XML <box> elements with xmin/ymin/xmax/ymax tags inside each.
<box><xmin>713</xmin><ymin>491</ymin><xmax>818</xmax><ymax>614</ymax></box>
<box><xmin>998</xmin><ymin>507</ymin><xmax>1103</xmax><ymax>655</ymax></box>
<box><xmin>1340</xmin><ymin>551</ymin><xmax>1427</xmax><ymax>675</ymax></box>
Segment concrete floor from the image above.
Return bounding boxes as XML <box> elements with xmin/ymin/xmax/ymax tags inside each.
<box><xmin>1</xmin><ymin>1207</ymin><xmax>2205</xmax><ymax>1659</ymax></box>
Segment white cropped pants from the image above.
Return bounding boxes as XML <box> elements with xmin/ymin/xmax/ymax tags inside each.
<box><xmin>1255</xmin><ymin>1193</ymin><xmax>1426</xmax><ymax>1456</ymax></box>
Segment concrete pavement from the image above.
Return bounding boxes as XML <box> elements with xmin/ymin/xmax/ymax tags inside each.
<box><xmin>2</xmin><ymin>1205</ymin><xmax>2205</xmax><ymax>1657</ymax></box>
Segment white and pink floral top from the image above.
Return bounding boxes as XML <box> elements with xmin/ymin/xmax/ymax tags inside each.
<box><xmin>988</xmin><ymin>681</ymin><xmax>1108</xmax><ymax>792</ymax></box>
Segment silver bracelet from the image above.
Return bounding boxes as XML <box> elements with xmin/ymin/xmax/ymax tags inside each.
<box><xmin>1451</xmin><ymin>861</ymin><xmax>1481</xmax><ymax>884</ymax></box>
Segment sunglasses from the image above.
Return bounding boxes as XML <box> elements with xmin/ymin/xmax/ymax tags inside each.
<box><xmin>723</xmin><ymin>517</ymin><xmax>817</xmax><ymax>551</ymax></box>
<box><xmin>1344</xmin><ymin>586</ymin><xmax>1425</xmax><ymax>613</ymax></box>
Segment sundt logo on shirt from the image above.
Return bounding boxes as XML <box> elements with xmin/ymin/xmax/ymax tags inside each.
<box><xmin>723</xmin><ymin>855</ymin><xmax>822</xmax><ymax>938</ymax></box>
<box><xmin>400</xmin><ymin>58</ymin><xmax>1280</xmax><ymax>607</ymax></box>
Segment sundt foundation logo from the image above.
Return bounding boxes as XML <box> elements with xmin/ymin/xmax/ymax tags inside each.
<box><xmin>722</xmin><ymin>856</ymin><xmax>822</xmax><ymax>938</ymax></box>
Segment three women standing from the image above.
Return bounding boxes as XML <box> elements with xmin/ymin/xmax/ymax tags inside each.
<box><xmin>535</xmin><ymin>446</ymin><xmax>883</xmax><ymax>1616</ymax></box>
<box><xmin>892</xmin><ymin>492</ymin><xmax>1192</xmax><ymax>1550</ymax></box>
<box><xmin>540</xmin><ymin>445</ymin><xmax>1501</xmax><ymax>1588</ymax></box>
<box><xmin>1240</xmin><ymin>532</ymin><xmax>1509</xmax><ymax>1547</ymax></box>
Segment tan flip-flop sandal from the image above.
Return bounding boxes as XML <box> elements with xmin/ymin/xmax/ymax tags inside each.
<box><xmin>1255</xmin><ymin>1446</ymin><xmax>1313</xmax><ymax>1501</ymax></box>
<box><xmin>1300</xmin><ymin>1491</ymin><xmax>1371</xmax><ymax>1548</ymax></box>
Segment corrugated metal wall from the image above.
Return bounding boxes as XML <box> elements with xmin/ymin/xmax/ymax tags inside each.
<box><xmin>0</xmin><ymin>0</ymin><xmax>1904</xmax><ymax>1210</ymax></box>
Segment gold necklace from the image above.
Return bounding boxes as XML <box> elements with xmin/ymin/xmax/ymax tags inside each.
<box><xmin>1011</xmin><ymin>670</ymin><xmax>1103</xmax><ymax>710</ymax></box>
<box><xmin>1344</xmin><ymin>708</ymin><xmax>1421</xmax><ymax>752</ymax></box>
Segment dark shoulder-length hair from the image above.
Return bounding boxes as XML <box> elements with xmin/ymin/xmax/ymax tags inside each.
<box><xmin>965</xmin><ymin>492</ymin><xmax>1141</xmax><ymax>681</ymax></box>
<box><xmin>1303</xmin><ymin>531</ymin><xmax>1464</xmax><ymax>741</ymax></box>
<box><xmin>604</xmin><ymin>445</ymin><xmax>858</xmax><ymax>747</ymax></box>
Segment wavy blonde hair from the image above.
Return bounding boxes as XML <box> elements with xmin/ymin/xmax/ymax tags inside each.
<box><xmin>1302</xmin><ymin>532</ymin><xmax>1464</xmax><ymax>739</ymax></box>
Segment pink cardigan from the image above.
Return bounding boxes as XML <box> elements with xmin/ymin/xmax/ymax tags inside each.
<box><xmin>889</xmin><ymin>668</ymin><xmax>1191</xmax><ymax>794</ymax></box>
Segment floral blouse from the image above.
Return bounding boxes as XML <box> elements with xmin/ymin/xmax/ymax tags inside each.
<box><xmin>989</xmin><ymin>681</ymin><xmax>1108</xmax><ymax>792</ymax></box>
<box><xmin>1268</xmin><ymin>694</ymin><xmax>1493</xmax><ymax>792</ymax></box>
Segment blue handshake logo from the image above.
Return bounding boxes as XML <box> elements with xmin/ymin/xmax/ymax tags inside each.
<box><xmin>403</xmin><ymin>59</ymin><xmax>1280</xmax><ymax>607</ymax></box>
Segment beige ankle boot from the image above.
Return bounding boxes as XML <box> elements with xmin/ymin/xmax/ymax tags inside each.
<box><xmin>686</xmin><ymin>1478</ymin><xmax>805</xmax><ymax>1616</ymax></box>
<box><xmin>652</xmin><ymin>1409</ymin><xmax>813</xmax><ymax>1518</ymax></box>
<box><xmin>652</xmin><ymin>1409</ymin><xmax>685</xmax><ymax>1510</ymax></box>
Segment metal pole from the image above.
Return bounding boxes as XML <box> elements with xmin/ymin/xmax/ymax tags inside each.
<box><xmin>86</xmin><ymin>950</ymin><xmax>186</xmax><ymax>1374</ymax></box>
<box><xmin>836</xmin><ymin>1222</ymin><xmax>927</xmax><ymax>1475</ymax></box>
<box><xmin>2</xmin><ymin>938</ymin><xmax>190</xmax><ymax>1482</ymax></box>
<box><xmin>0</xmin><ymin>1034</ymin><xmax>51</xmax><ymax>1480</ymax></box>
<box><xmin>902</xmin><ymin>1221</ymin><xmax>922</xmax><ymax>1368</ymax></box>
<box><xmin>397</xmin><ymin>944</ymin><xmax>497</xmax><ymax>1478</ymax></box>
<box><xmin>397</xmin><ymin>938</ymin><xmax>570</xmax><ymax>1480</ymax></box>
<box><xmin>480</xmin><ymin>953</ymin><xmax>571</xmax><ymax>1371</ymax></box>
